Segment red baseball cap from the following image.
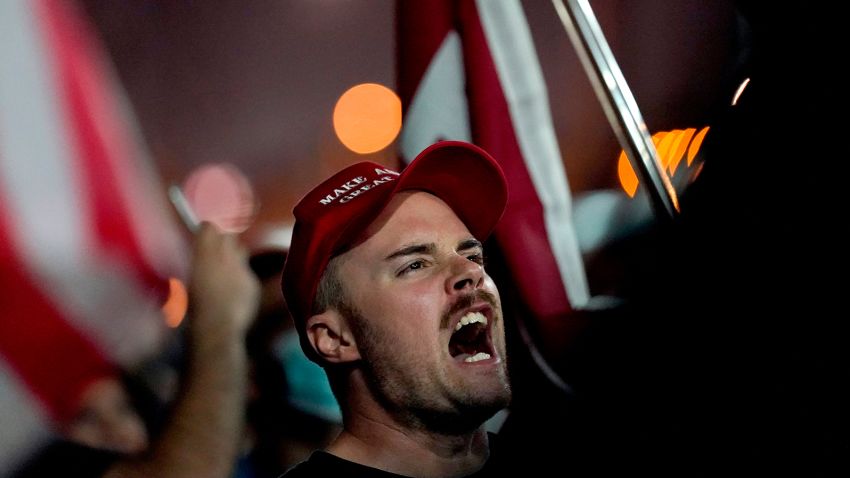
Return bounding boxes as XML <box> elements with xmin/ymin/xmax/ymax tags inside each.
<box><xmin>281</xmin><ymin>141</ymin><xmax>507</xmax><ymax>361</ymax></box>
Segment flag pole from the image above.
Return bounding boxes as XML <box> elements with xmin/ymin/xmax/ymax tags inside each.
<box><xmin>552</xmin><ymin>0</ymin><xmax>679</xmax><ymax>219</ymax></box>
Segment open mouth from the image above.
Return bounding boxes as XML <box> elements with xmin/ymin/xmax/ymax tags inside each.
<box><xmin>449</xmin><ymin>308</ymin><xmax>494</xmax><ymax>363</ymax></box>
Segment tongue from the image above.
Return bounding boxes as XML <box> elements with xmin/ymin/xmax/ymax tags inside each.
<box><xmin>449</xmin><ymin>341</ymin><xmax>478</xmax><ymax>359</ymax></box>
<box><xmin>449</xmin><ymin>324</ymin><xmax>482</xmax><ymax>358</ymax></box>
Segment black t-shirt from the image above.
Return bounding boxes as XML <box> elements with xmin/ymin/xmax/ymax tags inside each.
<box><xmin>282</xmin><ymin>452</ymin><xmax>502</xmax><ymax>478</ymax></box>
<box><xmin>282</xmin><ymin>433</ymin><xmax>505</xmax><ymax>477</ymax></box>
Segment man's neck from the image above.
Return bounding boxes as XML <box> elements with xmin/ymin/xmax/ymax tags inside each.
<box><xmin>326</xmin><ymin>414</ymin><xmax>490</xmax><ymax>477</ymax></box>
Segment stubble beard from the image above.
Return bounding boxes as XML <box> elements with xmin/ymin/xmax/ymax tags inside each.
<box><xmin>340</xmin><ymin>290</ymin><xmax>511</xmax><ymax>435</ymax></box>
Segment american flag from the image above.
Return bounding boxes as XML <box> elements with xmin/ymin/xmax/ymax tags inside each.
<box><xmin>0</xmin><ymin>0</ymin><xmax>187</xmax><ymax>473</ymax></box>
<box><xmin>397</xmin><ymin>0</ymin><xmax>589</xmax><ymax>335</ymax></box>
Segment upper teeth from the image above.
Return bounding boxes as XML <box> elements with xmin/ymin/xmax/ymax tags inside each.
<box><xmin>455</xmin><ymin>311</ymin><xmax>488</xmax><ymax>331</ymax></box>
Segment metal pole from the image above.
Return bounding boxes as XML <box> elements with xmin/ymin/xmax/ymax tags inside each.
<box><xmin>552</xmin><ymin>0</ymin><xmax>679</xmax><ymax>219</ymax></box>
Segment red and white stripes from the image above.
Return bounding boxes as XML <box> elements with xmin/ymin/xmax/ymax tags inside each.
<box><xmin>0</xmin><ymin>0</ymin><xmax>187</xmax><ymax>472</ymax></box>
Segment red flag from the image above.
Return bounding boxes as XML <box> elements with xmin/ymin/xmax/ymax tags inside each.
<box><xmin>0</xmin><ymin>0</ymin><xmax>187</xmax><ymax>472</ymax></box>
<box><xmin>397</xmin><ymin>1</ymin><xmax>589</xmax><ymax>337</ymax></box>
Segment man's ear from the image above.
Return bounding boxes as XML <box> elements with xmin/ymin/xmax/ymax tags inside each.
<box><xmin>305</xmin><ymin>309</ymin><xmax>361</xmax><ymax>363</ymax></box>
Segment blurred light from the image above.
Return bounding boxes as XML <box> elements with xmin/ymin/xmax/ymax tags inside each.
<box><xmin>617</xmin><ymin>150</ymin><xmax>639</xmax><ymax>198</ymax></box>
<box><xmin>182</xmin><ymin>163</ymin><xmax>256</xmax><ymax>233</ymax></box>
<box><xmin>162</xmin><ymin>277</ymin><xmax>188</xmax><ymax>328</ymax></box>
<box><xmin>616</xmin><ymin>132</ymin><xmax>665</xmax><ymax>198</ymax></box>
<box><xmin>687</xmin><ymin>126</ymin><xmax>710</xmax><ymax>166</ymax></box>
<box><xmin>617</xmin><ymin>126</ymin><xmax>710</xmax><ymax>197</ymax></box>
<box><xmin>668</xmin><ymin>128</ymin><xmax>696</xmax><ymax>176</ymax></box>
<box><xmin>732</xmin><ymin>78</ymin><xmax>750</xmax><ymax>106</ymax></box>
<box><xmin>333</xmin><ymin>83</ymin><xmax>401</xmax><ymax>154</ymax></box>
<box><xmin>655</xmin><ymin>130</ymin><xmax>678</xmax><ymax>171</ymax></box>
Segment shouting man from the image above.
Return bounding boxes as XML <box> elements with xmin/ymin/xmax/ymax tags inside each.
<box><xmin>281</xmin><ymin>141</ymin><xmax>511</xmax><ymax>477</ymax></box>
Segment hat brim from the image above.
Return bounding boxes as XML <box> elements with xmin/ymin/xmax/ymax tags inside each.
<box><xmin>394</xmin><ymin>141</ymin><xmax>507</xmax><ymax>241</ymax></box>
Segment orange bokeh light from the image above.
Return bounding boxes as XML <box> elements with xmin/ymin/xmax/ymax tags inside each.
<box><xmin>617</xmin><ymin>127</ymin><xmax>710</xmax><ymax>197</ymax></box>
<box><xmin>162</xmin><ymin>277</ymin><xmax>188</xmax><ymax>328</ymax></box>
<box><xmin>687</xmin><ymin>126</ymin><xmax>710</xmax><ymax>166</ymax></box>
<box><xmin>655</xmin><ymin>131</ymin><xmax>678</xmax><ymax>171</ymax></box>
<box><xmin>668</xmin><ymin>128</ymin><xmax>696</xmax><ymax>176</ymax></box>
<box><xmin>333</xmin><ymin>83</ymin><xmax>402</xmax><ymax>154</ymax></box>
<box><xmin>617</xmin><ymin>132</ymin><xmax>667</xmax><ymax>198</ymax></box>
<box><xmin>617</xmin><ymin>150</ymin><xmax>639</xmax><ymax>198</ymax></box>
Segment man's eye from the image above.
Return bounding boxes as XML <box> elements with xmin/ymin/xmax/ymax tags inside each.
<box><xmin>467</xmin><ymin>253</ymin><xmax>485</xmax><ymax>266</ymax></box>
<box><xmin>398</xmin><ymin>260</ymin><xmax>425</xmax><ymax>276</ymax></box>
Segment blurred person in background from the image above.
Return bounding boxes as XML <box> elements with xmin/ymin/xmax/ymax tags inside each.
<box><xmin>61</xmin><ymin>373</ymin><xmax>154</xmax><ymax>457</ymax></box>
<box><xmin>13</xmin><ymin>222</ymin><xmax>261</xmax><ymax>478</ymax></box>
<box><xmin>238</xmin><ymin>224</ymin><xmax>341</xmax><ymax>477</ymax></box>
<box><xmin>18</xmin><ymin>221</ymin><xmax>343</xmax><ymax>478</ymax></box>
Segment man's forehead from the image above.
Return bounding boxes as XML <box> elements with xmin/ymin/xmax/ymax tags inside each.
<box><xmin>336</xmin><ymin>191</ymin><xmax>472</xmax><ymax>260</ymax></box>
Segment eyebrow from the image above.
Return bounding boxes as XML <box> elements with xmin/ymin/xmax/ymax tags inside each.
<box><xmin>384</xmin><ymin>243</ymin><xmax>436</xmax><ymax>261</ymax></box>
<box><xmin>383</xmin><ymin>238</ymin><xmax>482</xmax><ymax>262</ymax></box>
<box><xmin>458</xmin><ymin>238</ymin><xmax>483</xmax><ymax>251</ymax></box>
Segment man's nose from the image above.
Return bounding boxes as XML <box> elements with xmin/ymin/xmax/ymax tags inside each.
<box><xmin>445</xmin><ymin>255</ymin><xmax>484</xmax><ymax>294</ymax></box>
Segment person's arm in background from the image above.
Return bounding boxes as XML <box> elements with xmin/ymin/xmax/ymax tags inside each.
<box><xmin>104</xmin><ymin>222</ymin><xmax>260</xmax><ymax>478</ymax></box>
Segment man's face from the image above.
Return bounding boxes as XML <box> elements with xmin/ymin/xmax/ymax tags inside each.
<box><xmin>336</xmin><ymin>191</ymin><xmax>510</xmax><ymax>432</ymax></box>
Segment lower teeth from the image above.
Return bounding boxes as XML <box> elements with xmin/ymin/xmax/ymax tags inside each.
<box><xmin>464</xmin><ymin>352</ymin><xmax>491</xmax><ymax>363</ymax></box>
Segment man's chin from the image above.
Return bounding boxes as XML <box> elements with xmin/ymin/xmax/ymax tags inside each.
<box><xmin>436</xmin><ymin>393</ymin><xmax>512</xmax><ymax>434</ymax></box>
